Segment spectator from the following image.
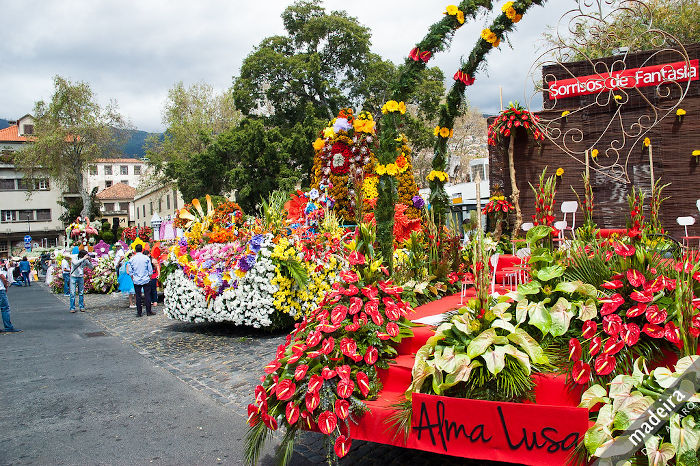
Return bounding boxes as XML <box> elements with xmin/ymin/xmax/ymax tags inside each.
<box><xmin>117</xmin><ymin>251</ymin><xmax>135</xmax><ymax>308</ymax></box>
<box><xmin>0</xmin><ymin>264</ymin><xmax>21</xmax><ymax>333</ymax></box>
<box><xmin>69</xmin><ymin>248</ymin><xmax>93</xmax><ymax>313</ymax></box>
<box><xmin>113</xmin><ymin>243</ymin><xmax>125</xmax><ymax>278</ymax></box>
<box><xmin>127</xmin><ymin>244</ymin><xmax>153</xmax><ymax>317</ymax></box>
<box><xmin>19</xmin><ymin>256</ymin><xmax>31</xmax><ymax>286</ymax></box>
<box><xmin>145</xmin><ymin>249</ymin><xmax>160</xmax><ymax>307</ymax></box>
<box><xmin>61</xmin><ymin>252</ymin><xmax>71</xmax><ymax>296</ymax></box>
<box><xmin>45</xmin><ymin>260</ymin><xmax>55</xmax><ymax>285</ymax></box>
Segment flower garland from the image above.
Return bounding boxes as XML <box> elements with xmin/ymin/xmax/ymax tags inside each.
<box><xmin>426</xmin><ymin>170</ymin><xmax>449</xmax><ymax>182</ymax></box>
<box><xmin>380</xmin><ymin>100</ymin><xmax>406</xmax><ymax>114</ymax></box>
<box><xmin>433</xmin><ymin>126</ymin><xmax>454</xmax><ymax>139</ymax></box>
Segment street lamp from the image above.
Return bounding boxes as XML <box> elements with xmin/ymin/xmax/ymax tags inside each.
<box><xmin>150</xmin><ymin>213</ymin><xmax>162</xmax><ymax>241</ymax></box>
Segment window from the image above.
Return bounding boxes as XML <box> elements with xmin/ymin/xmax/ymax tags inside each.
<box><xmin>36</xmin><ymin>209</ymin><xmax>51</xmax><ymax>221</ymax></box>
<box><xmin>136</xmin><ymin>207</ymin><xmax>139</xmax><ymax>219</ymax></box>
<box><xmin>105</xmin><ymin>180</ymin><xmax>113</xmax><ymax>188</ymax></box>
<box><xmin>173</xmin><ymin>189</ymin><xmax>178</xmax><ymax>209</ymax></box>
<box><xmin>104</xmin><ymin>203</ymin><xmax>115</xmax><ymax>212</ymax></box>
<box><xmin>1</xmin><ymin>210</ymin><xmax>15</xmax><ymax>222</ymax></box>
<box><xmin>120</xmin><ymin>165</ymin><xmax>129</xmax><ymax>175</ymax></box>
<box><xmin>121</xmin><ymin>180</ymin><xmax>129</xmax><ymax>186</ymax></box>
<box><xmin>23</xmin><ymin>124</ymin><xmax>34</xmax><ymax>135</ymax></box>
<box><xmin>149</xmin><ymin>202</ymin><xmax>153</xmax><ymax>215</ymax></box>
<box><xmin>0</xmin><ymin>242</ymin><xmax>7</xmax><ymax>253</ymax></box>
<box><xmin>18</xmin><ymin>210</ymin><xmax>33</xmax><ymax>221</ymax></box>
<box><xmin>142</xmin><ymin>205</ymin><xmax>146</xmax><ymax>217</ymax></box>
<box><xmin>89</xmin><ymin>165</ymin><xmax>97</xmax><ymax>175</ymax></box>
<box><xmin>166</xmin><ymin>194</ymin><xmax>171</xmax><ymax>210</ymax></box>
<box><xmin>119</xmin><ymin>202</ymin><xmax>129</xmax><ymax>212</ymax></box>
<box><xmin>37</xmin><ymin>179</ymin><xmax>49</xmax><ymax>190</ymax></box>
<box><xmin>0</xmin><ymin>179</ymin><xmax>15</xmax><ymax>190</ymax></box>
<box><xmin>104</xmin><ymin>165</ymin><xmax>113</xmax><ymax>175</ymax></box>
<box><xmin>134</xmin><ymin>165</ymin><xmax>142</xmax><ymax>175</ymax></box>
<box><xmin>158</xmin><ymin>199</ymin><xmax>162</xmax><ymax>212</ymax></box>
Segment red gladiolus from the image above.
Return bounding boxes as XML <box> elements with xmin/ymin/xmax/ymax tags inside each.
<box><xmin>645</xmin><ymin>305</ymin><xmax>667</xmax><ymax>325</ymax></box>
<box><xmin>331</xmin><ymin>305</ymin><xmax>348</xmax><ymax>325</ymax></box>
<box><xmin>642</xmin><ymin>324</ymin><xmax>665</xmax><ymax>338</ymax></box>
<box><xmin>286</xmin><ymin>402</ymin><xmax>300</xmax><ymax>425</ymax></box>
<box><xmin>336</xmin><ymin>364</ymin><xmax>351</xmax><ymax>381</ymax></box>
<box><xmin>305</xmin><ymin>390</ymin><xmax>320</xmax><ymax>412</ymax></box>
<box><xmin>626</xmin><ymin>303</ymin><xmax>647</xmax><ymax>318</ymax></box>
<box><xmin>386</xmin><ymin>322</ymin><xmax>400</xmax><ymax>337</ymax></box>
<box><xmin>613</xmin><ymin>243</ymin><xmax>636</xmax><ymax>257</ymax></box>
<box><xmin>307</xmin><ymin>374</ymin><xmax>324</xmax><ymax>393</ymax></box>
<box><xmin>356</xmin><ymin>371</ymin><xmax>370</xmax><ymax>397</ymax></box>
<box><xmin>248</xmin><ymin>404</ymin><xmax>260</xmax><ymax>426</ymax></box>
<box><xmin>294</xmin><ymin>364</ymin><xmax>308</xmax><ymax>381</ymax></box>
<box><xmin>630</xmin><ymin>290</ymin><xmax>653</xmax><ymax>303</ymax></box>
<box><xmin>603</xmin><ymin>314</ymin><xmax>623</xmax><ymax>336</ymax></box>
<box><xmin>603</xmin><ymin>337</ymin><xmax>625</xmax><ymax>355</ymax></box>
<box><xmin>582</xmin><ymin>320</ymin><xmax>597</xmax><ymax>339</ymax></box>
<box><xmin>364</xmin><ymin>346</ymin><xmax>379</xmax><ymax>365</ymax></box>
<box><xmin>349</xmin><ymin>297</ymin><xmax>363</xmax><ymax>315</ymax></box>
<box><xmin>590</xmin><ymin>336</ymin><xmax>602</xmax><ymax>356</ymax></box>
<box><xmin>276</xmin><ymin>379</ymin><xmax>297</xmax><ymax>401</ymax></box>
<box><xmin>572</xmin><ymin>360</ymin><xmax>591</xmax><ymax>385</ymax></box>
<box><xmin>318</xmin><ymin>411</ymin><xmax>338</xmax><ymax>435</ymax></box>
<box><xmin>337</xmin><ymin>378</ymin><xmax>355</xmax><ymax>398</ymax></box>
<box><xmin>568</xmin><ymin>338</ymin><xmax>582</xmax><ymax>361</ymax></box>
<box><xmin>664</xmin><ymin>321</ymin><xmax>681</xmax><ymax>344</ymax></box>
<box><xmin>601</xmin><ymin>280</ymin><xmax>624</xmax><ymax>290</ymax></box>
<box><xmin>594</xmin><ymin>354</ymin><xmax>616</xmax><ymax>376</ymax></box>
<box><xmin>306</xmin><ymin>331</ymin><xmax>322</xmax><ymax>347</ymax></box>
<box><xmin>620</xmin><ymin>323</ymin><xmax>640</xmax><ymax>346</ymax></box>
<box><xmin>626</xmin><ymin>269</ymin><xmax>646</xmax><ymax>288</ymax></box>
<box><xmin>334</xmin><ymin>434</ymin><xmax>352</xmax><ymax>458</ymax></box>
<box><xmin>335</xmin><ymin>399</ymin><xmax>350</xmax><ymax>420</ymax></box>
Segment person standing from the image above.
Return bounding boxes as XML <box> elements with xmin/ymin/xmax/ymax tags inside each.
<box><xmin>127</xmin><ymin>244</ymin><xmax>153</xmax><ymax>317</ymax></box>
<box><xmin>19</xmin><ymin>256</ymin><xmax>31</xmax><ymax>286</ymax></box>
<box><xmin>69</xmin><ymin>249</ymin><xmax>92</xmax><ymax>313</ymax></box>
<box><xmin>145</xmin><ymin>250</ymin><xmax>160</xmax><ymax>308</ymax></box>
<box><xmin>0</xmin><ymin>265</ymin><xmax>21</xmax><ymax>333</ymax></box>
<box><xmin>117</xmin><ymin>251</ymin><xmax>136</xmax><ymax>308</ymax></box>
<box><xmin>113</xmin><ymin>243</ymin><xmax>125</xmax><ymax>278</ymax></box>
<box><xmin>61</xmin><ymin>253</ymin><xmax>71</xmax><ymax>296</ymax></box>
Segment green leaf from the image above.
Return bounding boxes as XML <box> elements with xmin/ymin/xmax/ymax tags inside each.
<box><xmin>526</xmin><ymin>225</ymin><xmax>553</xmax><ymax>243</ymax></box>
<box><xmin>466</xmin><ymin>328</ymin><xmax>497</xmax><ymax>359</ymax></box>
<box><xmin>645</xmin><ymin>436</ymin><xmax>676</xmax><ymax>466</ymax></box>
<box><xmin>491</xmin><ymin>302</ymin><xmax>512</xmax><ymax>319</ymax></box>
<box><xmin>549</xmin><ymin>297</ymin><xmax>574</xmax><ymax>337</ymax></box>
<box><xmin>535</xmin><ymin>265</ymin><xmax>565</xmax><ymax>282</ymax></box>
<box><xmin>507</xmin><ymin>328</ymin><xmax>548</xmax><ymax>364</ymax></box>
<box><xmin>579</xmin><ymin>384</ymin><xmax>609</xmax><ymax>409</ymax></box>
<box><xmin>554</xmin><ymin>281</ymin><xmax>578</xmax><ymax>293</ymax></box>
<box><xmin>491</xmin><ymin>319</ymin><xmax>517</xmax><ymax>334</ymax></box>
<box><xmin>481</xmin><ymin>348</ymin><xmax>506</xmax><ymax>375</ymax></box>
<box><xmin>528</xmin><ymin>300</ymin><xmax>552</xmax><ymax>335</ymax></box>
<box><xmin>517</xmin><ymin>280</ymin><xmax>542</xmax><ymax>296</ymax></box>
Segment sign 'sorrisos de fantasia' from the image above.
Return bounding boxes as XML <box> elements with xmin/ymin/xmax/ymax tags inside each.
<box><xmin>548</xmin><ymin>59</ymin><xmax>699</xmax><ymax>100</ymax></box>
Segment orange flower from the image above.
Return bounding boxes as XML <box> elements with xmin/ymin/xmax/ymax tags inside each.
<box><xmin>396</xmin><ymin>154</ymin><xmax>407</xmax><ymax>169</ymax></box>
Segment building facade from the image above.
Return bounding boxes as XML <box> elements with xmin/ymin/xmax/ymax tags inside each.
<box><xmin>133</xmin><ymin>182</ymin><xmax>184</xmax><ymax>228</ymax></box>
<box><xmin>0</xmin><ymin>115</ymin><xmax>66</xmax><ymax>257</ymax></box>
<box><xmin>86</xmin><ymin>158</ymin><xmax>149</xmax><ymax>192</ymax></box>
<box><xmin>96</xmin><ymin>182</ymin><xmax>136</xmax><ymax>229</ymax></box>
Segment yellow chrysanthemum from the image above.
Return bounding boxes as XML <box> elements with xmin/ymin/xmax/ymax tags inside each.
<box><xmin>398</xmin><ymin>101</ymin><xmax>407</xmax><ymax>114</ymax></box>
<box><xmin>375</xmin><ymin>164</ymin><xmax>387</xmax><ymax>175</ymax></box>
<box><xmin>561</xmin><ymin>110</ymin><xmax>570</xmax><ymax>117</ymax></box>
<box><xmin>556</xmin><ymin>167</ymin><xmax>564</xmax><ymax>177</ymax></box>
<box><xmin>445</xmin><ymin>5</ymin><xmax>458</xmax><ymax>15</ymax></box>
<box><xmin>433</xmin><ymin>126</ymin><xmax>440</xmax><ymax>136</ymax></box>
<box><xmin>614</xmin><ymin>94</ymin><xmax>622</xmax><ymax>101</ymax></box>
<box><xmin>513</xmin><ymin>14</ymin><xmax>522</xmax><ymax>22</ymax></box>
<box><xmin>676</xmin><ymin>108</ymin><xmax>686</xmax><ymax>116</ymax></box>
<box><xmin>481</xmin><ymin>28</ymin><xmax>492</xmax><ymax>40</ymax></box>
<box><xmin>439</xmin><ymin>127</ymin><xmax>450</xmax><ymax>138</ymax></box>
<box><xmin>313</xmin><ymin>138</ymin><xmax>325</xmax><ymax>151</ymax></box>
<box><xmin>449</xmin><ymin>129</ymin><xmax>454</xmax><ymax>138</ymax></box>
<box><xmin>386</xmin><ymin>100</ymin><xmax>399</xmax><ymax>112</ymax></box>
<box><xmin>456</xmin><ymin>10</ymin><xmax>465</xmax><ymax>24</ymax></box>
<box><xmin>323</xmin><ymin>127</ymin><xmax>335</xmax><ymax>138</ymax></box>
<box><xmin>693</xmin><ymin>150</ymin><xmax>700</xmax><ymax>156</ymax></box>
<box><xmin>386</xmin><ymin>163</ymin><xmax>399</xmax><ymax>176</ymax></box>
<box><xmin>501</xmin><ymin>1</ymin><xmax>514</xmax><ymax>11</ymax></box>
<box><xmin>643</xmin><ymin>137</ymin><xmax>651</xmax><ymax>147</ymax></box>
<box><xmin>591</xmin><ymin>149</ymin><xmax>599</xmax><ymax>159</ymax></box>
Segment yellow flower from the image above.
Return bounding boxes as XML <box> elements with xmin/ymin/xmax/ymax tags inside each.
<box><xmin>556</xmin><ymin>167</ymin><xmax>564</xmax><ymax>177</ymax></box>
<box><xmin>386</xmin><ymin>163</ymin><xmax>399</xmax><ymax>176</ymax></box>
<box><xmin>439</xmin><ymin>127</ymin><xmax>450</xmax><ymax>138</ymax></box>
<box><xmin>614</xmin><ymin>94</ymin><xmax>622</xmax><ymax>101</ymax></box>
<box><xmin>591</xmin><ymin>149</ymin><xmax>599</xmax><ymax>159</ymax></box>
<box><xmin>676</xmin><ymin>108</ymin><xmax>686</xmax><ymax>116</ymax></box>
<box><xmin>312</xmin><ymin>138</ymin><xmax>325</xmax><ymax>151</ymax></box>
<box><xmin>513</xmin><ymin>14</ymin><xmax>522</xmax><ymax>22</ymax></box>
<box><xmin>501</xmin><ymin>1</ymin><xmax>514</xmax><ymax>12</ymax></box>
<box><xmin>375</xmin><ymin>164</ymin><xmax>387</xmax><ymax>175</ymax></box>
<box><xmin>692</xmin><ymin>150</ymin><xmax>700</xmax><ymax>157</ymax></box>
<box><xmin>386</xmin><ymin>100</ymin><xmax>399</xmax><ymax>112</ymax></box>
<box><xmin>398</xmin><ymin>101</ymin><xmax>407</xmax><ymax>114</ymax></box>
<box><xmin>561</xmin><ymin>110</ymin><xmax>570</xmax><ymax>117</ymax></box>
<box><xmin>323</xmin><ymin>127</ymin><xmax>335</xmax><ymax>138</ymax></box>
<box><xmin>456</xmin><ymin>10</ymin><xmax>465</xmax><ymax>24</ymax></box>
<box><xmin>643</xmin><ymin>137</ymin><xmax>651</xmax><ymax>147</ymax></box>
<box><xmin>445</xmin><ymin>5</ymin><xmax>458</xmax><ymax>15</ymax></box>
<box><xmin>353</xmin><ymin>118</ymin><xmax>375</xmax><ymax>134</ymax></box>
<box><xmin>433</xmin><ymin>126</ymin><xmax>440</xmax><ymax>136</ymax></box>
<box><xmin>492</xmin><ymin>38</ymin><xmax>501</xmax><ymax>48</ymax></box>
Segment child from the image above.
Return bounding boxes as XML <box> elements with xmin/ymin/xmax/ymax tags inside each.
<box><xmin>117</xmin><ymin>252</ymin><xmax>136</xmax><ymax>308</ymax></box>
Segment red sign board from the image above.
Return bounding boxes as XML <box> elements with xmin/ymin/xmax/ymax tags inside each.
<box><xmin>548</xmin><ymin>59</ymin><xmax>699</xmax><ymax>100</ymax></box>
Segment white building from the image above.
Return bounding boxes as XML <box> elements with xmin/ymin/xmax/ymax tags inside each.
<box><xmin>134</xmin><ymin>182</ymin><xmax>185</xmax><ymax>228</ymax></box>
<box><xmin>0</xmin><ymin>115</ymin><xmax>66</xmax><ymax>257</ymax></box>
<box><xmin>86</xmin><ymin>158</ymin><xmax>149</xmax><ymax>192</ymax></box>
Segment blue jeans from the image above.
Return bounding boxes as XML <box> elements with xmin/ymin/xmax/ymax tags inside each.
<box><xmin>62</xmin><ymin>273</ymin><xmax>70</xmax><ymax>295</ymax></box>
<box><xmin>0</xmin><ymin>289</ymin><xmax>16</xmax><ymax>331</ymax></box>
<box><xmin>69</xmin><ymin>276</ymin><xmax>84</xmax><ymax>311</ymax></box>
<box><xmin>21</xmin><ymin>271</ymin><xmax>30</xmax><ymax>286</ymax></box>
<box><xmin>150</xmin><ymin>278</ymin><xmax>158</xmax><ymax>303</ymax></box>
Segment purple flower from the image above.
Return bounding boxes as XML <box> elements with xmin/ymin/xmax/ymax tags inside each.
<box><xmin>237</xmin><ymin>254</ymin><xmax>257</xmax><ymax>272</ymax></box>
<box><xmin>412</xmin><ymin>195</ymin><xmax>425</xmax><ymax>209</ymax></box>
<box><xmin>249</xmin><ymin>234</ymin><xmax>265</xmax><ymax>253</ymax></box>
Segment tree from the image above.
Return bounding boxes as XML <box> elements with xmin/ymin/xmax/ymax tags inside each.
<box><xmin>545</xmin><ymin>0</ymin><xmax>700</xmax><ymax>61</ymax></box>
<box><xmin>16</xmin><ymin>76</ymin><xmax>128</xmax><ymax>218</ymax></box>
<box><xmin>57</xmin><ymin>187</ymin><xmax>102</xmax><ymax>224</ymax></box>
<box><xmin>144</xmin><ymin>81</ymin><xmax>242</xmax><ymax>183</ymax></box>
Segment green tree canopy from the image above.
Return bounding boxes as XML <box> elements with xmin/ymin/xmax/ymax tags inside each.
<box><xmin>16</xmin><ymin>75</ymin><xmax>128</xmax><ymax>219</ymax></box>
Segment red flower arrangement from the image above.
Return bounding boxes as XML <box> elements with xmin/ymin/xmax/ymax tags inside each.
<box><xmin>330</xmin><ymin>141</ymin><xmax>352</xmax><ymax>175</ymax></box>
<box><xmin>482</xmin><ymin>195</ymin><xmax>513</xmax><ymax>214</ymax></box>
<box><xmin>487</xmin><ymin>102</ymin><xmax>544</xmax><ymax>145</ymax></box>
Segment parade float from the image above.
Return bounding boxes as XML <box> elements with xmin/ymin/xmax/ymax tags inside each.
<box><xmin>65</xmin><ymin>216</ymin><xmax>99</xmax><ymax>248</ymax></box>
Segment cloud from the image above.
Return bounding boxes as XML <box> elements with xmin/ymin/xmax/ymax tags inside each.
<box><xmin>1</xmin><ymin>0</ymin><xmax>572</xmax><ymax>132</ymax></box>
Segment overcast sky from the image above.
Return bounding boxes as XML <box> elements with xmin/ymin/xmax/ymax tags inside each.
<box><xmin>1</xmin><ymin>0</ymin><xmax>577</xmax><ymax>132</ymax></box>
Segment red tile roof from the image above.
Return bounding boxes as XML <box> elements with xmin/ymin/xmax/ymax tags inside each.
<box><xmin>94</xmin><ymin>158</ymin><xmax>145</xmax><ymax>163</ymax></box>
<box><xmin>97</xmin><ymin>182</ymin><xmax>136</xmax><ymax>200</ymax></box>
<box><xmin>0</xmin><ymin>125</ymin><xmax>29</xmax><ymax>142</ymax></box>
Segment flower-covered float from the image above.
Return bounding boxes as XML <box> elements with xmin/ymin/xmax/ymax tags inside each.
<box><xmin>66</xmin><ymin>216</ymin><xmax>99</xmax><ymax>248</ymax></box>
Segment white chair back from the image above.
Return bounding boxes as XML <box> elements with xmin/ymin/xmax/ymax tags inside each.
<box><xmin>553</xmin><ymin>220</ymin><xmax>567</xmax><ymax>239</ymax></box>
<box><xmin>560</xmin><ymin>201</ymin><xmax>578</xmax><ymax>239</ymax></box>
<box><xmin>490</xmin><ymin>253</ymin><xmax>500</xmax><ymax>294</ymax></box>
<box><xmin>677</xmin><ymin>216</ymin><xmax>696</xmax><ymax>237</ymax></box>
<box><xmin>521</xmin><ymin>222</ymin><xmax>534</xmax><ymax>232</ymax></box>
<box><xmin>696</xmin><ymin>199</ymin><xmax>700</xmax><ymax>214</ymax></box>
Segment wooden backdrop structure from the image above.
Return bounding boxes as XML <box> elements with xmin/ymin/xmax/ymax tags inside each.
<box><xmin>489</xmin><ymin>44</ymin><xmax>700</xmax><ymax>239</ymax></box>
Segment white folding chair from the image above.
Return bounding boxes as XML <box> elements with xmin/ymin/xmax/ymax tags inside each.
<box><xmin>515</xmin><ymin>247</ymin><xmax>531</xmax><ymax>284</ymax></box>
<box><xmin>677</xmin><ymin>216</ymin><xmax>700</xmax><ymax>248</ymax></box>
<box><xmin>561</xmin><ymin>201</ymin><xmax>578</xmax><ymax>239</ymax></box>
<box><xmin>553</xmin><ymin>220</ymin><xmax>568</xmax><ymax>241</ymax></box>
<box><xmin>696</xmin><ymin>199</ymin><xmax>700</xmax><ymax>215</ymax></box>
<box><xmin>490</xmin><ymin>253</ymin><xmax>500</xmax><ymax>294</ymax></box>
<box><xmin>521</xmin><ymin>222</ymin><xmax>534</xmax><ymax>233</ymax></box>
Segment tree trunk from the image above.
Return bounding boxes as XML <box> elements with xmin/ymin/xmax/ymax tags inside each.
<box><xmin>508</xmin><ymin>133</ymin><xmax>522</xmax><ymax>236</ymax></box>
<box><xmin>78</xmin><ymin>171</ymin><xmax>91</xmax><ymax>219</ymax></box>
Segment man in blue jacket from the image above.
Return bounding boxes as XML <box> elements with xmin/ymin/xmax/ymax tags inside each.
<box><xmin>18</xmin><ymin>257</ymin><xmax>31</xmax><ymax>286</ymax></box>
<box><xmin>127</xmin><ymin>244</ymin><xmax>154</xmax><ymax>317</ymax></box>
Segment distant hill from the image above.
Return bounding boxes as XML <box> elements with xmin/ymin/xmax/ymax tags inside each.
<box><xmin>0</xmin><ymin>117</ymin><xmax>158</xmax><ymax>159</ymax></box>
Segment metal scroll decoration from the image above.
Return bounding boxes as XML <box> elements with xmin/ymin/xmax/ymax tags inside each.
<box><xmin>524</xmin><ymin>0</ymin><xmax>692</xmax><ymax>183</ymax></box>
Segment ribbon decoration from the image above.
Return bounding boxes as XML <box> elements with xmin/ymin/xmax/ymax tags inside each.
<box><xmin>453</xmin><ymin>70</ymin><xmax>475</xmax><ymax>86</ymax></box>
<box><xmin>409</xmin><ymin>47</ymin><xmax>432</xmax><ymax>63</ymax></box>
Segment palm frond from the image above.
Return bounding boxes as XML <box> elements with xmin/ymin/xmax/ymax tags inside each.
<box><xmin>385</xmin><ymin>399</ymin><xmax>413</xmax><ymax>442</ymax></box>
<box><xmin>276</xmin><ymin>428</ymin><xmax>297</xmax><ymax>466</ymax></box>
<box><xmin>244</xmin><ymin>422</ymin><xmax>271</xmax><ymax>466</ymax></box>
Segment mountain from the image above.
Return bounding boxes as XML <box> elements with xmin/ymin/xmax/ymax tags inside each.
<box><xmin>0</xmin><ymin>118</ymin><xmax>10</xmax><ymax>130</ymax></box>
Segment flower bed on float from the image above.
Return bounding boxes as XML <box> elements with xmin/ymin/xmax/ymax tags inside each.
<box><xmin>51</xmin><ymin>252</ymin><xmax>118</xmax><ymax>294</ymax></box>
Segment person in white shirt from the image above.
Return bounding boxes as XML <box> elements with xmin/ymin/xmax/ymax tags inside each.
<box><xmin>61</xmin><ymin>253</ymin><xmax>71</xmax><ymax>296</ymax></box>
<box><xmin>113</xmin><ymin>244</ymin><xmax>125</xmax><ymax>277</ymax></box>
<box><xmin>69</xmin><ymin>249</ymin><xmax>93</xmax><ymax>313</ymax></box>
<box><xmin>0</xmin><ymin>266</ymin><xmax>21</xmax><ymax>332</ymax></box>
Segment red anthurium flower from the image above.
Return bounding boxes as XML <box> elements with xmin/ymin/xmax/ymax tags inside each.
<box><xmin>644</xmin><ymin>277</ymin><xmax>664</xmax><ymax>293</ymax></box>
<box><xmin>664</xmin><ymin>277</ymin><xmax>676</xmax><ymax>291</ymax></box>
<box><xmin>382</xmin><ymin>297</ymin><xmax>396</xmax><ymax>309</ymax></box>
<box><xmin>340</xmin><ymin>337</ymin><xmax>358</xmax><ymax>357</ymax></box>
<box><xmin>307</xmin><ymin>374</ymin><xmax>324</xmax><ymax>393</ymax></box>
<box><xmin>276</xmin><ymin>379</ymin><xmax>297</xmax><ymax>401</ymax></box>
<box><xmin>691</xmin><ymin>327</ymin><xmax>700</xmax><ymax>338</ymax></box>
<box><xmin>364</xmin><ymin>299</ymin><xmax>379</xmax><ymax>315</ymax></box>
<box><xmin>322</xmin><ymin>366</ymin><xmax>337</xmax><ymax>380</ymax></box>
<box><xmin>626</xmin><ymin>269</ymin><xmax>646</xmax><ymax>288</ymax></box>
<box><xmin>349</xmin><ymin>297</ymin><xmax>363</xmax><ymax>315</ymax></box>
<box><xmin>568</xmin><ymin>338</ymin><xmax>582</xmax><ymax>361</ymax></box>
<box><xmin>337</xmin><ymin>378</ymin><xmax>355</xmax><ymax>398</ymax></box>
<box><xmin>331</xmin><ymin>305</ymin><xmax>348</xmax><ymax>325</ymax></box>
<box><xmin>664</xmin><ymin>321</ymin><xmax>681</xmax><ymax>344</ymax></box>
<box><xmin>620</xmin><ymin>323</ymin><xmax>640</xmax><ymax>346</ymax></box>
<box><xmin>300</xmin><ymin>410</ymin><xmax>314</xmax><ymax>429</ymax></box>
<box><xmin>339</xmin><ymin>271</ymin><xmax>359</xmax><ymax>284</ymax></box>
<box><xmin>305</xmin><ymin>390</ymin><xmax>320</xmax><ymax>412</ymax></box>
<box><xmin>344</xmin><ymin>322</ymin><xmax>360</xmax><ymax>332</ymax></box>
<box><xmin>315</xmin><ymin>309</ymin><xmax>330</xmax><ymax>323</ymax></box>
<box><xmin>603</xmin><ymin>314</ymin><xmax>623</xmax><ymax>336</ymax></box>
<box><xmin>603</xmin><ymin>337</ymin><xmax>625</xmax><ymax>355</ymax></box>
<box><xmin>645</xmin><ymin>305</ymin><xmax>667</xmax><ymax>325</ymax></box>
<box><xmin>630</xmin><ymin>290</ymin><xmax>653</xmax><ymax>302</ymax></box>
<box><xmin>626</xmin><ymin>303</ymin><xmax>647</xmax><ymax>318</ymax></box>
<box><xmin>594</xmin><ymin>353</ymin><xmax>616</xmax><ymax>376</ymax></box>
<box><xmin>318</xmin><ymin>323</ymin><xmax>339</xmax><ymax>333</ymax></box>
<box><xmin>600</xmin><ymin>293</ymin><xmax>624</xmax><ymax>316</ymax></box>
<box><xmin>613</xmin><ymin>243</ymin><xmax>636</xmax><ymax>257</ymax></box>
<box><xmin>306</xmin><ymin>331</ymin><xmax>322</xmax><ymax>348</ymax></box>
<box><xmin>385</xmin><ymin>305</ymin><xmax>401</xmax><ymax>321</ymax></box>
<box><xmin>610</xmin><ymin>273</ymin><xmax>623</xmax><ymax>280</ymax></box>
<box><xmin>694</xmin><ymin>272</ymin><xmax>700</xmax><ymax>283</ymax></box>
<box><xmin>334</xmin><ymin>434</ymin><xmax>352</xmax><ymax>458</ymax></box>
<box><xmin>675</xmin><ymin>261</ymin><xmax>693</xmax><ymax>274</ymax></box>
<box><xmin>364</xmin><ymin>346</ymin><xmax>379</xmax><ymax>365</ymax></box>
<box><xmin>605</xmin><ymin>250</ymin><xmax>614</xmax><ymax>262</ymax></box>
<box><xmin>601</xmin><ymin>280</ymin><xmax>624</xmax><ymax>290</ymax></box>
<box><xmin>318</xmin><ymin>411</ymin><xmax>338</xmax><ymax>435</ymax></box>
<box><xmin>335</xmin><ymin>399</ymin><xmax>350</xmax><ymax>420</ymax></box>
<box><xmin>286</xmin><ymin>402</ymin><xmax>300</xmax><ymax>425</ymax></box>
<box><xmin>692</xmin><ymin>313</ymin><xmax>700</xmax><ymax>328</ymax></box>
<box><xmin>294</xmin><ymin>364</ymin><xmax>309</xmax><ymax>381</ymax></box>
<box><xmin>264</xmin><ymin>361</ymin><xmax>281</xmax><ymax>375</ymax></box>
<box><xmin>355</xmin><ymin>313</ymin><xmax>368</xmax><ymax>327</ymax></box>
<box><xmin>386</xmin><ymin>322</ymin><xmax>400</xmax><ymax>337</ymax></box>
<box><xmin>582</xmin><ymin>321</ymin><xmax>597</xmax><ymax>339</ymax></box>
<box><xmin>248</xmin><ymin>404</ymin><xmax>260</xmax><ymax>426</ymax></box>
<box><xmin>356</xmin><ymin>371</ymin><xmax>370</xmax><ymax>397</ymax></box>
<box><xmin>320</xmin><ymin>337</ymin><xmax>335</xmax><ymax>355</ymax></box>
<box><xmin>642</xmin><ymin>324</ymin><xmax>665</xmax><ymax>338</ymax></box>
<box><xmin>348</xmin><ymin>251</ymin><xmax>366</xmax><ymax>266</ymax></box>
<box><xmin>344</xmin><ymin>285</ymin><xmax>360</xmax><ymax>296</ymax></box>
<box><xmin>361</xmin><ymin>285</ymin><xmax>378</xmax><ymax>300</ymax></box>
<box><xmin>262</xmin><ymin>412</ymin><xmax>278</xmax><ymax>430</ymax></box>
<box><xmin>590</xmin><ymin>336</ymin><xmax>602</xmax><ymax>356</ymax></box>
<box><xmin>371</xmin><ymin>312</ymin><xmax>384</xmax><ymax>326</ymax></box>
<box><xmin>336</xmin><ymin>364</ymin><xmax>351</xmax><ymax>381</ymax></box>
<box><xmin>254</xmin><ymin>385</ymin><xmax>267</xmax><ymax>405</ymax></box>
<box><xmin>306</xmin><ymin>350</ymin><xmax>323</xmax><ymax>359</ymax></box>
<box><xmin>572</xmin><ymin>360</ymin><xmax>591</xmax><ymax>385</ymax></box>
<box><xmin>377</xmin><ymin>332</ymin><xmax>392</xmax><ymax>340</ymax></box>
